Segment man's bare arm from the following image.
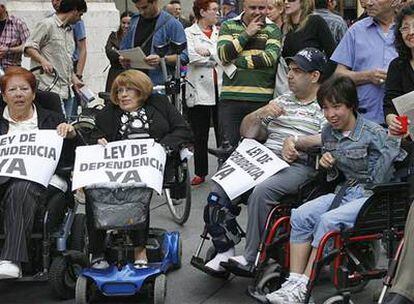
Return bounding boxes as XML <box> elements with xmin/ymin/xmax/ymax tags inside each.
<box><xmin>335</xmin><ymin>64</ymin><xmax>386</xmax><ymax>86</ymax></box>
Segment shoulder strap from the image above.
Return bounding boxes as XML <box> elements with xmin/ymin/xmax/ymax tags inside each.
<box><xmin>140</xmin><ymin>14</ymin><xmax>173</xmax><ymax>51</ymax></box>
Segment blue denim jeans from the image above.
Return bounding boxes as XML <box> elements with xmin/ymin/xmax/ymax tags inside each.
<box><xmin>290</xmin><ymin>186</ymin><xmax>369</xmax><ymax>247</ymax></box>
<box><xmin>61</xmin><ymin>97</ymin><xmax>75</xmax><ymax>120</ymax></box>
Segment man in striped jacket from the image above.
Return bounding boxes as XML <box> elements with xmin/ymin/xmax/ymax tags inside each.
<box><xmin>217</xmin><ymin>0</ymin><xmax>282</xmax><ymax>147</ymax></box>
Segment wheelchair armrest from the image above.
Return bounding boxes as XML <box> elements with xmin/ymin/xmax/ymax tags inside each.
<box><xmin>55</xmin><ymin>166</ymin><xmax>73</xmax><ymax>176</ymax></box>
<box><xmin>365</xmin><ymin>181</ymin><xmax>409</xmax><ymax>193</ymax></box>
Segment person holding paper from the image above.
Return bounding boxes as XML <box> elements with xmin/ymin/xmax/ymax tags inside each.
<box><xmin>185</xmin><ymin>0</ymin><xmax>221</xmax><ymax>186</ymax></box>
<box><xmin>265</xmin><ymin>76</ymin><xmax>406</xmax><ymax>304</ymax></box>
<box><xmin>88</xmin><ymin>70</ymin><xmax>192</xmax><ymax>269</ymax></box>
<box><xmin>0</xmin><ymin>67</ymin><xmax>76</xmax><ymax>279</ymax></box>
<box><xmin>203</xmin><ymin>48</ymin><xmax>327</xmax><ymax>274</ymax></box>
<box><xmin>119</xmin><ymin>0</ymin><xmax>188</xmax><ymax>86</ymax></box>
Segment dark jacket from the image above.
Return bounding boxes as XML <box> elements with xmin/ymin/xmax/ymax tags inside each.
<box><xmin>104</xmin><ymin>31</ymin><xmax>125</xmax><ymax>92</ymax></box>
<box><xmin>95</xmin><ymin>94</ymin><xmax>193</xmax><ymax>151</ymax></box>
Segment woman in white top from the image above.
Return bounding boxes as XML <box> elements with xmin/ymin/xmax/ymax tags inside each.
<box><xmin>185</xmin><ymin>0</ymin><xmax>221</xmax><ymax>186</ymax></box>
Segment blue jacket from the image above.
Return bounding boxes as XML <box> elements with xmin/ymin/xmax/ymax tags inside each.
<box><xmin>120</xmin><ymin>11</ymin><xmax>189</xmax><ymax>85</ymax></box>
<box><xmin>322</xmin><ymin>114</ymin><xmax>406</xmax><ymax>185</ymax></box>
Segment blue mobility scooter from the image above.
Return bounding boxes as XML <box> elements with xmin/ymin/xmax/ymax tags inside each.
<box><xmin>75</xmin><ymin>184</ymin><xmax>182</xmax><ymax>304</ymax></box>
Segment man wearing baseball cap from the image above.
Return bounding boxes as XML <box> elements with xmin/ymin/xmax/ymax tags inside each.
<box><xmin>221</xmin><ymin>0</ymin><xmax>238</xmax><ymax>23</ymax></box>
<box><xmin>204</xmin><ymin>48</ymin><xmax>328</xmax><ymax>275</ymax></box>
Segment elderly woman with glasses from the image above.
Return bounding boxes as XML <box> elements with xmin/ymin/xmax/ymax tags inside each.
<box><xmin>0</xmin><ymin>67</ymin><xmax>76</xmax><ymax>279</ymax></box>
<box><xmin>382</xmin><ymin>3</ymin><xmax>414</xmax><ymax>304</ymax></box>
<box><xmin>87</xmin><ymin>70</ymin><xmax>193</xmax><ymax>269</ymax></box>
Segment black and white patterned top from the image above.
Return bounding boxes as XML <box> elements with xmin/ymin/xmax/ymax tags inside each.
<box><xmin>119</xmin><ymin>108</ymin><xmax>150</xmax><ymax>140</ymax></box>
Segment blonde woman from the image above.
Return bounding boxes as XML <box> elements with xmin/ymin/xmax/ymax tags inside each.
<box><xmin>267</xmin><ymin>0</ymin><xmax>285</xmax><ymax>31</ymax></box>
<box><xmin>282</xmin><ymin>0</ymin><xmax>335</xmax><ymax>74</ymax></box>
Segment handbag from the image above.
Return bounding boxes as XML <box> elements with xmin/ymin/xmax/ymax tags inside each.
<box><xmin>274</xmin><ymin>56</ymin><xmax>289</xmax><ymax>98</ymax></box>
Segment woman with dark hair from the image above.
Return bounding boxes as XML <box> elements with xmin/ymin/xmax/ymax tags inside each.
<box><xmin>184</xmin><ymin>0</ymin><xmax>221</xmax><ymax>186</ymax></box>
<box><xmin>265</xmin><ymin>76</ymin><xmax>405</xmax><ymax>303</ymax></box>
<box><xmin>384</xmin><ymin>2</ymin><xmax>414</xmax><ymax>136</ymax></box>
<box><xmin>104</xmin><ymin>11</ymin><xmax>133</xmax><ymax>92</ymax></box>
<box><xmin>0</xmin><ymin>67</ymin><xmax>76</xmax><ymax>279</ymax></box>
<box><xmin>88</xmin><ymin>70</ymin><xmax>192</xmax><ymax>269</ymax></box>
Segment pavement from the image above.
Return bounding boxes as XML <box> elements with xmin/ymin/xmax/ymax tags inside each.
<box><xmin>0</xmin><ymin>131</ymin><xmax>387</xmax><ymax>304</ymax></box>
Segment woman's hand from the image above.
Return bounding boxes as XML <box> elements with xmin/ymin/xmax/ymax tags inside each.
<box><xmin>319</xmin><ymin>152</ymin><xmax>336</xmax><ymax>169</ymax></box>
<box><xmin>282</xmin><ymin>136</ymin><xmax>299</xmax><ymax>163</ymax></box>
<box><xmin>56</xmin><ymin>123</ymin><xmax>76</xmax><ymax>139</ymax></box>
<box><xmin>97</xmin><ymin>138</ymin><xmax>108</xmax><ymax>146</ymax></box>
<box><xmin>195</xmin><ymin>47</ymin><xmax>211</xmax><ymax>57</ymax></box>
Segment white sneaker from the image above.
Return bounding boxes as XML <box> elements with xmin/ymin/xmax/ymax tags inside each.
<box><xmin>0</xmin><ymin>260</ymin><xmax>22</xmax><ymax>279</ymax></box>
<box><xmin>91</xmin><ymin>259</ymin><xmax>110</xmax><ymax>270</ymax></box>
<box><xmin>228</xmin><ymin>255</ymin><xmax>249</xmax><ymax>266</ymax></box>
<box><xmin>266</xmin><ymin>279</ymin><xmax>314</xmax><ymax>304</ymax></box>
<box><xmin>204</xmin><ymin>247</ymin><xmax>235</xmax><ymax>272</ymax></box>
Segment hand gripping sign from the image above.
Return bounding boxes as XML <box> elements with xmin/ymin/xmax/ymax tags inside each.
<box><xmin>0</xmin><ymin>130</ymin><xmax>63</xmax><ymax>187</ymax></box>
<box><xmin>212</xmin><ymin>139</ymin><xmax>289</xmax><ymax>200</ymax></box>
<box><xmin>72</xmin><ymin>139</ymin><xmax>167</xmax><ymax>194</ymax></box>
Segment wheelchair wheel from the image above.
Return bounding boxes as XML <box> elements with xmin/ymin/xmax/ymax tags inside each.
<box><xmin>323</xmin><ymin>295</ymin><xmax>355</xmax><ymax>304</ymax></box>
<box><xmin>330</xmin><ymin>240</ymin><xmax>380</xmax><ymax>293</ymax></box>
<box><xmin>153</xmin><ymin>274</ymin><xmax>167</xmax><ymax>304</ymax></box>
<box><xmin>69</xmin><ymin>214</ymin><xmax>88</xmax><ymax>253</ymax></box>
<box><xmin>49</xmin><ymin>252</ymin><xmax>89</xmax><ymax>299</ymax></box>
<box><xmin>256</xmin><ymin>267</ymin><xmax>285</xmax><ymax>295</ymax></box>
<box><xmin>75</xmin><ymin>275</ymin><xmax>93</xmax><ymax>304</ymax></box>
<box><xmin>30</xmin><ymin>66</ymin><xmax>59</xmax><ymax>92</ymax></box>
<box><xmin>164</xmin><ymin>164</ymin><xmax>191</xmax><ymax>225</ymax></box>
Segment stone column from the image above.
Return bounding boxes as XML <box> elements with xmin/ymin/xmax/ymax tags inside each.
<box><xmin>7</xmin><ymin>0</ymin><xmax>119</xmax><ymax>98</ymax></box>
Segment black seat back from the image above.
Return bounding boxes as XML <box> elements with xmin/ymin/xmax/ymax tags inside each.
<box><xmin>0</xmin><ymin>90</ymin><xmax>63</xmax><ymax>116</ymax></box>
<box><xmin>352</xmin><ymin>182</ymin><xmax>412</xmax><ymax>236</ymax></box>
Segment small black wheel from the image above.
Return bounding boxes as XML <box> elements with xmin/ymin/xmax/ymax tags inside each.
<box><xmin>49</xmin><ymin>252</ymin><xmax>89</xmax><ymax>299</ymax></box>
<box><xmin>75</xmin><ymin>275</ymin><xmax>90</xmax><ymax>304</ymax></box>
<box><xmin>165</xmin><ymin>164</ymin><xmax>191</xmax><ymax>225</ymax></box>
<box><xmin>69</xmin><ymin>213</ymin><xmax>88</xmax><ymax>252</ymax></box>
<box><xmin>154</xmin><ymin>274</ymin><xmax>167</xmax><ymax>304</ymax></box>
<box><xmin>323</xmin><ymin>295</ymin><xmax>355</xmax><ymax>304</ymax></box>
<box><xmin>256</xmin><ymin>270</ymin><xmax>285</xmax><ymax>295</ymax></box>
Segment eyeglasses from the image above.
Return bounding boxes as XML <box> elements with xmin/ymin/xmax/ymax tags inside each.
<box><xmin>116</xmin><ymin>87</ymin><xmax>139</xmax><ymax>95</ymax></box>
<box><xmin>6</xmin><ymin>86</ymin><xmax>31</xmax><ymax>95</ymax></box>
<box><xmin>400</xmin><ymin>24</ymin><xmax>414</xmax><ymax>34</ymax></box>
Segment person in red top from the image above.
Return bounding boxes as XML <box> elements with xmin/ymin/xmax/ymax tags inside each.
<box><xmin>184</xmin><ymin>0</ymin><xmax>221</xmax><ymax>186</ymax></box>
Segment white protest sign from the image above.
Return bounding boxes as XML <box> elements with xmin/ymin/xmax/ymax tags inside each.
<box><xmin>72</xmin><ymin>139</ymin><xmax>166</xmax><ymax>194</ymax></box>
<box><xmin>212</xmin><ymin>139</ymin><xmax>289</xmax><ymax>200</ymax></box>
<box><xmin>0</xmin><ymin>130</ymin><xmax>63</xmax><ymax>187</ymax></box>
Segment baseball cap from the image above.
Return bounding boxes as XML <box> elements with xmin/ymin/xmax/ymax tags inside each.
<box><xmin>286</xmin><ymin>47</ymin><xmax>327</xmax><ymax>73</ymax></box>
<box><xmin>223</xmin><ymin>0</ymin><xmax>237</xmax><ymax>6</ymax></box>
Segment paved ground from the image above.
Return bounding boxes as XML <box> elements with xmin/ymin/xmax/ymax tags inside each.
<box><xmin>0</xmin><ymin>132</ymin><xmax>388</xmax><ymax>304</ymax></box>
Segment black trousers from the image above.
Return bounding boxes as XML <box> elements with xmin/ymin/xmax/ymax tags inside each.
<box><xmin>219</xmin><ymin>99</ymin><xmax>264</xmax><ymax>147</ymax></box>
<box><xmin>85</xmin><ymin>199</ymin><xmax>150</xmax><ymax>256</ymax></box>
<box><xmin>0</xmin><ymin>180</ymin><xmax>44</xmax><ymax>263</ymax></box>
<box><xmin>188</xmin><ymin>104</ymin><xmax>219</xmax><ymax>177</ymax></box>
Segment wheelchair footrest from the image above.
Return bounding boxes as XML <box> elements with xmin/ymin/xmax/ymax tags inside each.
<box><xmin>190</xmin><ymin>256</ymin><xmax>230</xmax><ymax>279</ymax></box>
<box><xmin>220</xmin><ymin>260</ymin><xmax>255</xmax><ymax>278</ymax></box>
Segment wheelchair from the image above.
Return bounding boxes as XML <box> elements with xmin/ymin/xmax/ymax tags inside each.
<box><xmin>190</xmin><ymin>141</ymin><xmax>337</xmax><ymax>280</ymax></box>
<box><xmin>0</xmin><ymin>90</ymin><xmax>88</xmax><ymax>299</ymax></box>
<box><xmin>250</xmin><ymin>158</ymin><xmax>413</xmax><ymax>304</ymax></box>
<box><xmin>74</xmin><ymin>184</ymin><xmax>181</xmax><ymax>304</ymax></box>
<box><xmin>76</xmin><ymin>93</ymin><xmax>192</xmax><ymax>225</ymax></box>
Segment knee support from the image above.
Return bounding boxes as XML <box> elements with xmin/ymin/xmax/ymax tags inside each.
<box><xmin>203</xmin><ymin>192</ymin><xmax>242</xmax><ymax>252</ymax></box>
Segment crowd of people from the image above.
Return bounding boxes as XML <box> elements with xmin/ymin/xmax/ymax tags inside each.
<box><xmin>0</xmin><ymin>0</ymin><xmax>413</xmax><ymax>303</ymax></box>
